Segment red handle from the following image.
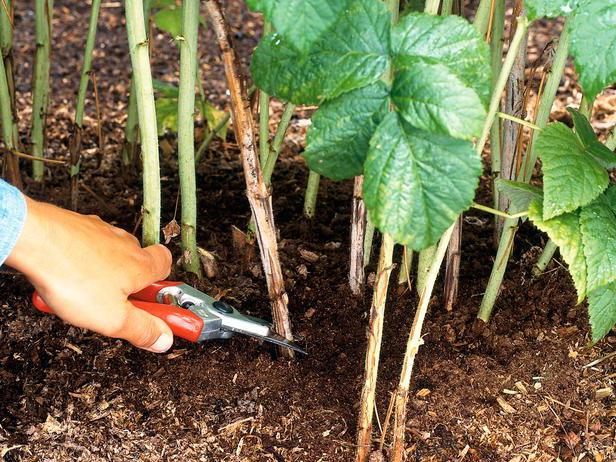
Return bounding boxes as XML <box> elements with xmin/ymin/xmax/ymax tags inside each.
<box><xmin>131</xmin><ymin>281</ymin><xmax>183</xmax><ymax>302</ymax></box>
<box><xmin>32</xmin><ymin>290</ymin><xmax>204</xmax><ymax>344</ymax></box>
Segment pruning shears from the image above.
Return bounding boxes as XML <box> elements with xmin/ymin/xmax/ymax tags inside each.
<box><xmin>32</xmin><ymin>281</ymin><xmax>306</xmax><ymax>355</ymax></box>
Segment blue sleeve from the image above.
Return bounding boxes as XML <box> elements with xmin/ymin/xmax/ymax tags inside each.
<box><xmin>0</xmin><ymin>179</ymin><xmax>27</xmax><ymax>265</ymax></box>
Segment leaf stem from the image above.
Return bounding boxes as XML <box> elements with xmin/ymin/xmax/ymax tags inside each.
<box><xmin>497</xmin><ymin>111</ymin><xmax>541</xmax><ymax>130</ymax></box>
<box><xmin>471</xmin><ymin>202</ymin><xmax>527</xmax><ymax>218</ymax></box>
<box><xmin>533</xmin><ymin>239</ymin><xmax>558</xmax><ymax>276</ymax></box>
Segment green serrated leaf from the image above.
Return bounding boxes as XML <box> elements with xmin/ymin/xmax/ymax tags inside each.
<box><xmin>303</xmin><ymin>82</ymin><xmax>389</xmax><ymax>180</ymax></box>
<box><xmin>253</xmin><ymin>0</ymin><xmax>350</xmax><ymax>53</ymax></box>
<box><xmin>363</xmin><ymin>113</ymin><xmax>481</xmax><ymax>250</ymax></box>
<box><xmin>525</xmin><ymin>0</ymin><xmax>578</xmax><ymax>20</ymax></box>
<box><xmin>587</xmin><ymin>282</ymin><xmax>616</xmax><ymax>343</ymax></box>
<box><xmin>528</xmin><ymin>198</ymin><xmax>587</xmax><ymax>302</ymax></box>
<box><xmin>568</xmin><ymin>108</ymin><xmax>616</xmax><ymax>168</ymax></box>
<box><xmin>154</xmin><ymin>7</ymin><xmax>182</xmax><ymax>37</ymax></box>
<box><xmin>538</xmin><ymin>122</ymin><xmax>608</xmax><ymax>220</ymax></box>
<box><xmin>392</xmin><ymin>13</ymin><xmax>491</xmax><ymax>106</ymax></box>
<box><xmin>579</xmin><ymin>189</ymin><xmax>616</xmax><ymax>293</ymax></box>
<box><xmin>392</xmin><ymin>61</ymin><xmax>485</xmax><ymax>140</ymax></box>
<box><xmin>155</xmin><ymin>97</ymin><xmax>178</xmax><ymax>133</ymax></box>
<box><xmin>251</xmin><ymin>0</ymin><xmax>390</xmax><ymax>104</ymax></box>
<box><xmin>495</xmin><ymin>179</ymin><xmax>542</xmax><ymax>214</ymax></box>
<box><xmin>570</xmin><ymin>0</ymin><xmax>616</xmax><ymax>101</ymax></box>
<box><xmin>568</xmin><ymin>107</ymin><xmax>596</xmax><ymax>146</ymax></box>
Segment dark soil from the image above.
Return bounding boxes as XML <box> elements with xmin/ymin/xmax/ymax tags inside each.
<box><xmin>1</xmin><ymin>2</ymin><xmax>615</xmax><ymax>461</ymax></box>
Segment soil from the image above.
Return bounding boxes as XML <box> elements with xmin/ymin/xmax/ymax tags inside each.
<box><xmin>1</xmin><ymin>2</ymin><xmax>615</xmax><ymax>461</ymax></box>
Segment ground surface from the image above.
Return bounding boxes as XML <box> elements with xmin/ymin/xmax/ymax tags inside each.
<box><xmin>1</xmin><ymin>1</ymin><xmax>615</xmax><ymax>461</ymax></box>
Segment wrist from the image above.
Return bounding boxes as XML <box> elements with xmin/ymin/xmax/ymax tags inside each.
<box><xmin>6</xmin><ymin>198</ymin><xmax>50</xmax><ymax>281</ymax></box>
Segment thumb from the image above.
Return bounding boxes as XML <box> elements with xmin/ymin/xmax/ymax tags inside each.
<box><xmin>115</xmin><ymin>302</ymin><xmax>174</xmax><ymax>353</ymax></box>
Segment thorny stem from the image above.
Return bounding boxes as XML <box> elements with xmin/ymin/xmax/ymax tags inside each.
<box><xmin>177</xmin><ymin>0</ymin><xmax>202</xmax><ymax>277</ymax></box>
<box><xmin>125</xmin><ymin>0</ymin><xmax>161</xmax><ymax>245</ymax></box>
<box><xmin>355</xmin><ymin>234</ymin><xmax>395</xmax><ymax>462</ymax></box>
<box><xmin>31</xmin><ymin>0</ymin><xmax>53</xmax><ymax>181</ymax></box>
<box><xmin>70</xmin><ymin>0</ymin><xmax>102</xmax><ymax>210</ymax></box>
<box><xmin>479</xmin><ymin>20</ymin><xmax>569</xmax><ymax>322</ymax></box>
<box><xmin>303</xmin><ymin>170</ymin><xmax>320</xmax><ymax>219</ymax></box>
<box><xmin>390</xmin><ymin>225</ymin><xmax>455</xmax><ymax>462</ymax></box>
<box><xmin>205</xmin><ymin>0</ymin><xmax>294</xmax><ymax>357</ymax></box>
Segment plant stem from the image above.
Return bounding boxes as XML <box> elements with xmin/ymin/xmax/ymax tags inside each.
<box><xmin>473</xmin><ymin>0</ymin><xmax>492</xmax><ymax>38</ymax></box>
<box><xmin>416</xmin><ymin>244</ymin><xmax>437</xmax><ymax>296</ymax></box>
<box><xmin>126</xmin><ymin>0</ymin><xmax>161</xmax><ymax>245</ymax></box>
<box><xmin>264</xmin><ymin>103</ymin><xmax>295</xmax><ymax>185</ymax></box>
<box><xmin>397</xmin><ymin>246</ymin><xmax>412</xmax><ymax>285</ymax></box>
<box><xmin>258</xmin><ymin>21</ymin><xmax>272</xmax><ymax>167</ymax></box>
<box><xmin>123</xmin><ymin>0</ymin><xmax>152</xmax><ymax>169</ymax></box>
<box><xmin>489</xmin><ymin>0</ymin><xmax>505</xmax><ymax>211</ymax></box>
<box><xmin>443</xmin><ymin>217</ymin><xmax>461</xmax><ymax>310</ymax></box>
<box><xmin>479</xmin><ymin>20</ymin><xmax>569</xmax><ymax>322</ymax></box>
<box><xmin>424</xmin><ymin>0</ymin><xmax>441</xmax><ymax>15</ymax></box>
<box><xmin>0</xmin><ymin>0</ymin><xmax>20</xmax><ymax>188</ymax></box>
<box><xmin>350</xmin><ymin>176</ymin><xmax>367</xmax><ymax>295</ymax></box>
<box><xmin>177</xmin><ymin>0</ymin><xmax>202</xmax><ymax>277</ymax></box>
<box><xmin>355</xmin><ymin>2</ymin><xmax>400</xmax><ymax>458</ymax></box>
<box><xmin>303</xmin><ymin>170</ymin><xmax>320</xmax><ymax>219</ymax></box>
<box><xmin>390</xmin><ymin>225</ymin><xmax>455</xmax><ymax>462</ymax></box>
<box><xmin>476</xmin><ymin>16</ymin><xmax>529</xmax><ymax>162</ymax></box>
<box><xmin>69</xmin><ymin>0</ymin><xmax>102</xmax><ymax>210</ymax></box>
<box><xmin>363</xmin><ymin>218</ymin><xmax>376</xmax><ymax>268</ymax></box>
<box><xmin>533</xmin><ymin>239</ymin><xmax>558</xmax><ymax>276</ymax></box>
<box><xmin>0</xmin><ymin>47</ymin><xmax>19</xmax><ymax>184</ymax></box>
<box><xmin>355</xmin><ymin>234</ymin><xmax>395</xmax><ymax>462</ymax></box>
<box><xmin>205</xmin><ymin>0</ymin><xmax>294</xmax><ymax>357</ymax></box>
<box><xmin>195</xmin><ymin>111</ymin><xmax>230</xmax><ymax>162</ymax></box>
<box><xmin>498</xmin><ymin>11</ymin><xmax>528</xmax><ymax>236</ymax></box>
<box><xmin>31</xmin><ymin>0</ymin><xmax>53</xmax><ymax>181</ymax></box>
<box><xmin>441</xmin><ymin>0</ymin><xmax>454</xmax><ymax>15</ymax></box>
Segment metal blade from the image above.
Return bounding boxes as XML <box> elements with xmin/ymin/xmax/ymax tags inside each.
<box><xmin>228</xmin><ymin>327</ymin><xmax>307</xmax><ymax>355</ymax></box>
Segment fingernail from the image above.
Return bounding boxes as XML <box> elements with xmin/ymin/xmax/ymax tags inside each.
<box><xmin>148</xmin><ymin>333</ymin><xmax>173</xmax><ymax>353</ymax></box>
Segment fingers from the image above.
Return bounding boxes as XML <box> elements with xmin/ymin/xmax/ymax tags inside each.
<box><xmin>115</xmin><ymin>301</ymin><xmax>174</xmax><ymax>353</ymax></box>
<box><xmin>141</xmin><ymin>244</ymin><xmax>173</xmax><ymax>283</ymax></box>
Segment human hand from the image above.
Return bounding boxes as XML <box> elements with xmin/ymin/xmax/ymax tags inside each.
<box><xmin>6</xmin><ymin>197</ymin><xmax>174</xmax><ymax>353</ymax></box>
